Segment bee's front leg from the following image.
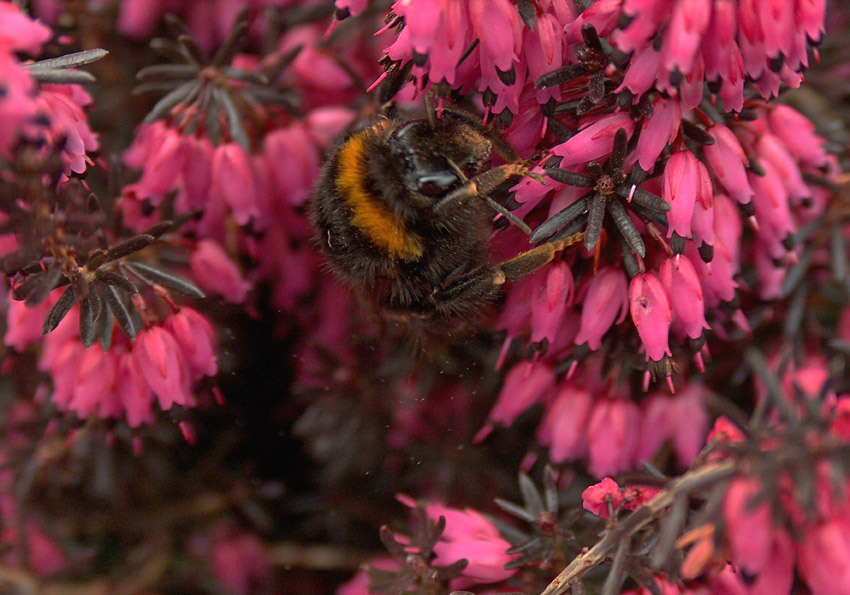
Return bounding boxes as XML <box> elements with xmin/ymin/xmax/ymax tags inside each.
<box><xmin>435</xmin><ymin>163</ymin><xmax>543</xmax><ymax>210</ymax></box>
<box><xmin>433</xmin><ymin>162</ymin><xmax>544</xmax><ymax>234</ymax></box>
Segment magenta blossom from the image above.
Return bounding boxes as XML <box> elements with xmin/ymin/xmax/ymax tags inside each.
<box><xmin>28</xmin><ymin>300</ymin><xmax>164</xmax><ymax>427</ymax></box>
<box><xmin>0</xmin><ymin>55</ymin><xmax>39</xmax><ymax>158</ymax></box>
<box><xmin>380</xmin><ymin>0</ymin><xmax>575</xmax><ymax>116</ymax></box>
<box><xmin>211</xmin><ymin>143</ymin><xmax>260</xmax><ymax>227</ymax></box>
<box><xmin>4</xmin><ymin>290</ymin><xmax>52</xmax><ymax>352</ymax></box>
<box><xmin>660</xmin><ymin>255</ymin><xmax>709</xmax><ymax>340</ymax></box>
<box><xmin>635</xmin><ymin>384</ymin><xmax>709</xmax><ymax>467</ymax></box>
<box><xmin>610</xmin><ymin>0</ymin><xmax>823</xmax><ymax>110</ymax></box>
<box><xmin>582</xmin><ymin>477</ymin><xmax>624</xmax><ymax>519</ymax></box>
<box><xmin>529</xmin><ymin>261</ymin><xmax>574</xmax><ymax>344</ymax></box>
<box><xmin>723</xmin><ymin>476</ymin><xmax>792</xmax><ymax>586</ymax></box>
<box><xmin>552</xmin><ymin>112</ymin><xmax>636</xmax><ymax>168</ymax></box>
<box><xmin>767</xmin><ymin>104</ymin><xmax>829</xmax><ymax>168</ymax></box>
<box><xmin>661</xmin><ymin>150</ymin><xmax>711</xmax><ymax>240</ymax></box>
<box><xmin>486</xmin><ymin>361</ymin><xmax>556</xmax><ymax>428</ymax></box>
<box><xmin>164</xmin><ymin>308</ymin><xmax>218</xmax><ymax>380</ymax></box>
<box><xmin>189</xmin><ymin>240</ymin><xmax>252</xmax><ymax>304</ymax></box>
<box><xmin>401</xmin><ymin>497</ymin><xmax>518</xmax><ymax>589</ymax></box>
<box><xmin>686</xmin><ymin>194</ymin><xmax>742</xmax><ymax>306</ymax></box>
<box><xmin>132</xmin><ymin>325</ymin><xmax>194</xmax><ymax>411</ymax></box>
<box><xmin>797</xmin><ymin>517</ymin><xmax>850</xmax><ymax>595</ymax></box>
<box><xmin>36</xmin><ymin>84</ymin><xmax>99</xmax><ymax>174</ymax></box>
<box><xmin>115</xmin><ymin>353</ymin><xmax>155</xmax><ymax>429</ymax></box>
<box><xmin>0</xmin><ymin>5</ymin><xmax>97</xmax><ymax>171</ymax></box>
<box><xmin>574</xmin><ymin>267</ymin><xmax>629</xmax><ymax>350</ymax></box>
<box><xmin>703</xmin><ymin>124</ymin><xmax>754</xmax><ymax>206</ymax></box>
<box><xmin>537</xmin><ymin>383</ymin><xmax>594</xmax><ymax>463</ymax></box>
<box><xmin>630</xmin><ymin>96</ymin><xmax>681</xmax><ymax>173</ymax></box>
<box><xmin>0</xmin><ymin>3</ymin><xmax>51</xmax><ymax>53</ymax></box>
<box><xmin>209</xmin><ymin>527</ymin><xmax>271</xmax><ymax>595</ymax></box>
<box><xmin>629</xmin><ymin>272</ymin><xmax>672</xmax><ymax>362</ymax></box>
<box><xmin>587</xmin><ymin>398</ymin><xmax>641</xmax><ymax>477</ymax></box>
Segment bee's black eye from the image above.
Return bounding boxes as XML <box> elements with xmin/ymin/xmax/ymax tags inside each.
<box><xmin>417</xmin><ymin>171</ymin><xmax>459</xmax><ymax>196</ymax></box>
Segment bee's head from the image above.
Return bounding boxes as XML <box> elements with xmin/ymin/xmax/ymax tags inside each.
<box><xmin>387</xmin><ymin>117</ymin><xmax>492</xmax><ymax>207</ymax></box>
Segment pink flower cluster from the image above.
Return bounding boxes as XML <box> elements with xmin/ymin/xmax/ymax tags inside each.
<box><xmin>487</xmin><ymin>97</ymin><xmax>835</xmax><ymax>469</ymax></box>
<box><xmin>0</xmin><ymin>3</ymin><xmax>97</xmax><ymax>173</ymax></box>
<box><xmin>513</xmin><ymin>101</ymin><xmax>833</xmax><ymax>350</ymax></box>
<box><xmin>341</xmin><ymin>497</ymin><xmax>518</xmax><ymax>595</ymax></box>
<box><xmin>704</xmin><ymin>404</ymin><xmax>850</xmax><ymax>595</ymax></box>
<box><xmin>411</xmin><ymin>499</ymin><xmax>517</xmax><ymax>590</ymax></box>
<box><xmin>4</xmin><ymin>291</ymin><xmax>217</xmax><ymax>433</ymax></box>
<box><xmin>581</xmin><ymin>0</ymin><xmax>826</xmax><ymax>111</ymax></box>
<box><xmin>378</xmin><ymin>0</ymin><xmax>576</xmax><ymax>118</ymax></box>
<box><xmin>482</xmin><ymin>357</ymin><xmax>709</xmax><ymax>477</ymax></box>
<box><xmin>0</xmin><ymin>4</ymin><xmax>48</xmax><ymax>158</ymax></box>
<box><xmin>367</xmin><ymin>0</ymin><xmax>833</xmax><ymax>390</ymax></box>
<box><xmin>119</xmin><ymin>22</ymin><xmax>362</xmax><ymax>313</ymax></box>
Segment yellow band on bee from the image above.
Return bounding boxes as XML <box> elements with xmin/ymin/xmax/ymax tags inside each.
<box><xmin>335</xmin><ymin>130</ymin><xmax>424</xmax><ymax>260</ymax></box>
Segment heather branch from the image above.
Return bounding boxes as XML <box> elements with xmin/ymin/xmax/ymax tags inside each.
<box><xmin>539</xmin><ymin>460</ymin><xmax>736</xmax><ymax>595</ymax></box>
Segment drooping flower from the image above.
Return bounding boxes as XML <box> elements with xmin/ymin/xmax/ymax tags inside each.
<box><xmin>629</xmin><ymin>272</ymin><xmax>672</xmax><ymax>362</ymax></box>
<box><xmin>379</xmin><ymin>0</ymin><xmax>575</xmax><ymax>119</ymax></box>
<box><xmin>0</xmin><ymin>3</ymin><xmax>51</xmax><ymax>53</ymax></box>
<box><xmin>0</xmin><ymin>54</ymin><xmax>39</xmax><ymax>158</ymax></box>
<box><xmin>660</xmin><ymin>255</ymin><xmax>709</xmax><ymax>340</ymax></box>
<box><xmin>552</xmin><ymin>112</ymin><xmax>636</xmax><ymax>168</ymax></box>
<box><xmin>662</xmin><ymin>150</ymin><xmax>710</xmax><ymax>240</ymax></box>
<box><xmin>211</xmin><ymin>143</ymin><xmax>261</xmax><ymax>227</ymax></box>
<box><xmin>164</xmin><ymin>308</ymin><xmax>218</xmax><ymax>380</ymax></box>
<box><xmin>587</xmin><ymin>398</ymin><xmax>641</xmax><ymax>477</ymax></box>
<box><xmin>529</xmin><ymin>261</ymin><xmax>574</xmax><ymax>344</ymax></box>
<box><xmin>0</xmin><ymin>4</ymin><xmax>97</xmax><ymax>170</ymax></box>
<box><xmin>610</xmin><ymin>0</ymin><xmax>824</xmax><ymax>110</ymax></box>
<box><xmin>687</xmin><ymin>194</ymin><xmax>742</xmax><ymax>306</ymax></box>
<box><xmin>635</xmin><ymin>384</ymin><xmax>709</xmax><ymax>467</ymax></box>
<box><xmin>703</xmin><ymin>124</ymin><xmax>754</xmax><ymax>206</ymax></box>
<box><xmin>35</xmin><ymin>84</ymin><xmax>99</xmax><ymax>174</ymax></box>
<box><xmin>574</xmin><ymin>267</ymin><xmax>629</xmax><ymax>350</ymax></box>
<box><xmin>132</xmin><ymin>325</ymin><xmax>194</xmax><ymax>411</ymax></box>
<box><xmin>631</xmin><ymin>97</ymin><xmax>682</xmax><ymax>173</ymax></box>
<box><xmin>537</xmin><ymin>383</ymin><xmax>594</xmax><ymax>463</ymax></box>
<box><xmin>797</xmin><ymin>517</ymin><xmax>850</xmax><ymax>595</ymax></box>
<box><xmin>487</xmin><ymin>361</ymin><xmax>556</xmax><ymax>428</ymax></box>
<box><xmin>189</xmin><ymin>240</ymin><xmax>252</xmax><ymax>304</ymax></box>
<box><xmin>723</xmin><ymin>477</ymin><xmax>779</xmax><ymax>576</ymax></box>
<box><xmin>115</xmin><ymin>353</ymin><xmax>155</xmax><ymax>429</ymax></box>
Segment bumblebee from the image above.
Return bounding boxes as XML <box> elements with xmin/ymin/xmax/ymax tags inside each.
<box><xmin>311</xmin><ymin>106</ymin><xmax>577</xmax><ymax>337</ymax></box>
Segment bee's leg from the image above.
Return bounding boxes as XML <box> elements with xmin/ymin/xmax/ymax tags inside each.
<box><xmin>428</xmin><ymin>234</ymin><xmax>583</xmax><ymax>316</ymax></box>
<box><xmin>434</xmin><ymin>162</ymin><xmax>544</xmax><ymax>234</ymax></box>
<box><xmin>432</xmin><ymin>265</ymin><xmax>492</xmax><ymax>300</ymax></box>
<box><xmin>424</xmin><ymin>265</ymin><xmax>503</xmax><ymax>320</ymax></box>
<box><xmin>493</xmin><ymin>233</ymin><xmax>585</xmax><ymax>283</ymax></box>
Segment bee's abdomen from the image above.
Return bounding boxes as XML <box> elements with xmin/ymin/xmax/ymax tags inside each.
<box><xmin>334</xmin><ymin>130</ymin><xmax>423</xmax><ymax>261</ymax></box>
